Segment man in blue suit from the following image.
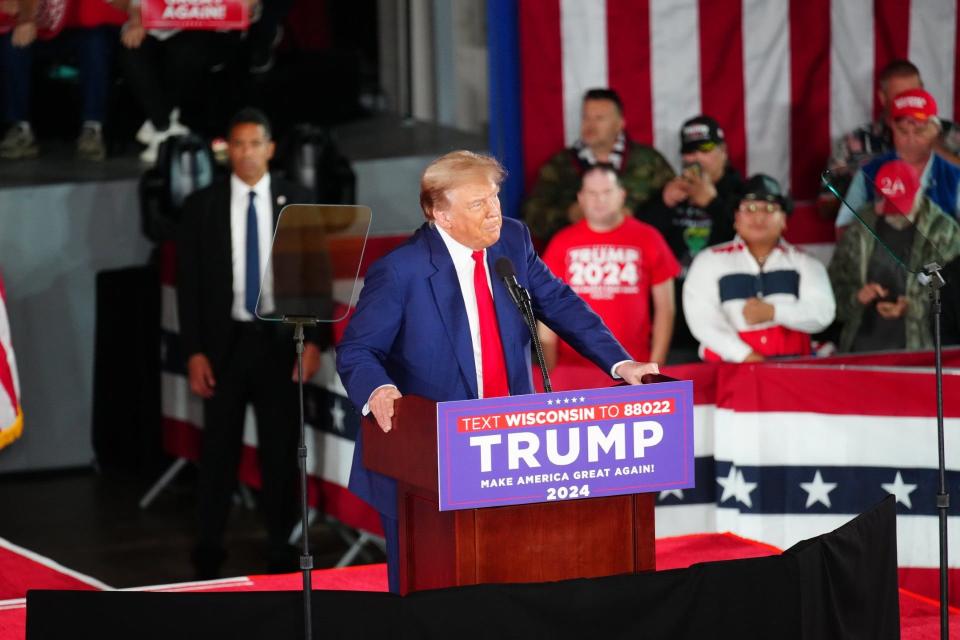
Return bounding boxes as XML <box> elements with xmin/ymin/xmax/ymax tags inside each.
<box><xmin>336</xmin><ymin>151</ymin><xmax>659</xmax><ymax>592</ymax></box>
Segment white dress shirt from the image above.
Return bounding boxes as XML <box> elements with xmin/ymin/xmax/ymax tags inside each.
<box><xmin>229</xmin><ymin>173</ymin><xmax>276</xmax><ymax>321</ymax></box>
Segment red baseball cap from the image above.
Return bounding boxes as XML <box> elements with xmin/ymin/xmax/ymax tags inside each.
<box><xmin>874</xmin><ymin>159</ymin><xmax>921</xmax><ymax>215</ymax></box>
<box><xmin>889</xmin><ymin>88</ymin><xmax>938</xmax><ymax>122</ymax></box>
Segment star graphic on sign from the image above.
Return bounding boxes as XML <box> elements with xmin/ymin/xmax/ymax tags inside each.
<box><xmin>717</xmin><ymin>464</ymin><xmax>757</xmax><ymax>508</ymax></box>
<box><xmin>330</xmin><ymin>398</ymin><xmax>346</xmax><ymax>434</ymax></box>
<box><xmin>547</xmin><ymin>399</ymin><xmax>554</xmax><ymax>406</ymax></box>
<box><xmin>882</xmin><ymin>471</ymin><xmax>917</xmax><ymax>509</ymax></box>
<box><xmin>563</xmin><ymin>397</ymin><xmax>570</xmax><ymax>404</ymax></box>
<box><xmin>579</xmin><ymin>396</ymin><xmax>586</xmax><ymax>402</ymax></box>
<box><xmin>659</xmin><ymin>489</ymin><xmax>684</xmax><ymax>501</ymax></box>
<box><xmin>799</xmin><ymin>470</ymin><xmax>837</xmax><ymax>508</ymax></box>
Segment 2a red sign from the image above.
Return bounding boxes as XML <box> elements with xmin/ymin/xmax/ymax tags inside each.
<box><xmin>141</xmin><ymin>0</ymin><xmax>249</xmax><ymax>30</ymax></box>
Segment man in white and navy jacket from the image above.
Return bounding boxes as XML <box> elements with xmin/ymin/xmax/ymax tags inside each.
<box><xmin>682</xmin><ymin>175</ymin><xmax>835</xmax><ymax>362</ymax></box>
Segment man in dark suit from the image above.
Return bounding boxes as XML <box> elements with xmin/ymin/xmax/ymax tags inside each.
<box><xmin>336</xmin><ymin>150</ymin><xmax>659</xmax><ymax>592</ymax></box>
<box><xmin>177</xmin><ymin>107</ymin><xmax>317</xmax><ymax>579</ymax></box>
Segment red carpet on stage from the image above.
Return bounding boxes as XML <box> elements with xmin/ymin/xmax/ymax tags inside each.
<box><xmin>1</xmin><ymin>534</ymin><xmax>957</xmax><ymax>639</ymax></box>
<box><xmin>0</xmin><ymin>538</ymin><xmax>105</xmax><ymax>597</ymax></box>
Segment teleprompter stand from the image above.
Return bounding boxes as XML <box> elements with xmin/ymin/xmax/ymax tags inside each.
<box><xmin>288</xmin><ymin>318</ymin><xmax>317</xmax><ymax>640</ymax></box>
<box><xmin>255</xmin><ymin>203</ymin><xmax>373</xmax><ymax>640</ymax></box>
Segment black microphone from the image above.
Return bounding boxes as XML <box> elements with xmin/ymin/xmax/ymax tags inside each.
<box><xmin>494</xmin><ymin>256</ymin><xmax>525</xmax><ymax>309</ymax></box>
<box><xmin>493</xmin><ymin>256</ymin><xmax>552</xmax><ymax>393</ymax></box>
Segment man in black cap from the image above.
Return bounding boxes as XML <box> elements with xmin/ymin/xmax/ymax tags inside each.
<box><xmin>642</xmin><ymin>115</ymin><xmax>744</xmax><ymax>361</ymax></box>
<box><xmin>644</xmin><ymin>115</ymin><xmax>744</xmax><ymax>272</ymax></box>
<box><xmin>681</xmin><ymin>174</ymin><xmax>835</xmax><ymax>362</ymax></box>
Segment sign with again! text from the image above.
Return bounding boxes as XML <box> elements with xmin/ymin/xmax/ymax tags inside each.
<box><xmin>436</xmin><ymin>381</ymin><xmax>694</xmax><ymax>511</ymax></box>
<box><xmin>141</xmin><ymin>0</ymin><xmax>249</xmax><ymax>30</ymax></box>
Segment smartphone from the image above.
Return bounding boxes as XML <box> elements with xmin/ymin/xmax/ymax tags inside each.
<box><xmin>682</xmin><ymin>161</ymin><xmax>702</xmax><ymax>180</ymax></box>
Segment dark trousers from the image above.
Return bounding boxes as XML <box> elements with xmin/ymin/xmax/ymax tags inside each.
<box><xmin>195</xmin><ymin>322</ymin><xmax>299</xmax><ymax>574</ymax></box>
<box><xmin>381</xmin><ymin>514</ymin><xmax>400</xmax><ymax>594</ymax></box>
<box><xmin>0</xmin><ymin>26</ymin><xmax>116</xmax><ymax>124</ymax></box>
<box><xmin>118</xmin><ymin>31</ymin><xmax>228</xmax><ymax>131</ymax></box>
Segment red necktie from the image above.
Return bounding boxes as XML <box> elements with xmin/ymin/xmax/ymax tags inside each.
<box><xmin>471</xmin><ymin>251</ymin><xmax>509</xmax><ymax>398</ymax></box>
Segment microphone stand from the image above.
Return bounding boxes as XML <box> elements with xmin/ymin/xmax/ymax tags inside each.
<box><xmin>503</xmin><ymin>280</ymin><xmax>552</xmax><ymax>393</ymax></box>
<box><xmin>284</xmin><ymin>317</ymin><xmax>317</xmax><ymax>640</ymax></box>
<box><xmin>823</xmin><ymin>172</ymin><xmax>950</xmax><ymax>640</ymax></box>
<box><xmin>918</xmin><ymin>263</ymin><xmax>950</xmax><ymax>640</ymax></box>
<box><xmin>519</xmin><ymin>287</ymin><xmax>553</xmax><ymax>393</ymax></box>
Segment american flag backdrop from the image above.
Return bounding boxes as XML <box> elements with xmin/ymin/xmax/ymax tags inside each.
<box><xmin>510</xmin><ymin>0</ymin><xmax>960</xmax><ymax>245</ymax></box>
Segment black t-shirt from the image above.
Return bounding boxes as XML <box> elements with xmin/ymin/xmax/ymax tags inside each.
<box><xmin>639</xmin><ymin>166</ymin><xmax>744</xmax><ymax>272</ymax></box>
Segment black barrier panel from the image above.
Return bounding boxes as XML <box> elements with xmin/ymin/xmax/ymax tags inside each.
<box><xmin>26</xmin><ymin>498</ymin><xmax>898</xmax><ymax>640</ymax></box>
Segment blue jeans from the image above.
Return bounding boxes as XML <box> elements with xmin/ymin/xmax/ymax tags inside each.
<box><xmin>0</xmin><ymin>26</ymin><xmax>117</xmax><ymax>125</ymax></box>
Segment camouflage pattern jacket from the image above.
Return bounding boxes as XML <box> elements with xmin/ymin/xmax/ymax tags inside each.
<box><xmin>828</xmin><ymin>199</ymin><xmax>960</xmax><ymax>351</ymax></box>
<box><xmin>522</xmin><ymin>140</ymin><xmax>675</xmax><ymax>244</ymax></box>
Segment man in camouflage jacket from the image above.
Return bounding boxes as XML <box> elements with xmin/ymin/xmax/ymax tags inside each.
<box><xmin>829</xmin><ymin>198</ymin><xmax>960</xmax><ymax>352</ymax></box>
<box><xmin>523</xmin><ymin>88</ymin><xmax>674</xmax><ymax>244</ymax></box>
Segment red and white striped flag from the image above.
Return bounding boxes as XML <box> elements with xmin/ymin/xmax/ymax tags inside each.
<box><xmin>0</xmin><ymin>272</ymin><xmax>22</xmax><ymax>450</ymax></box>
<box><xmin>519</xmin><ymin>0</ymin><xmax>959</xmax><ymax>245</ymax></box>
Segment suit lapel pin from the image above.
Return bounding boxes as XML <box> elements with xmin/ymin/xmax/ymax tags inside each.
<box><xmin>277</xmin><ymin>195</ymin><xmax>287</xmax><ymax>206</ymax></box>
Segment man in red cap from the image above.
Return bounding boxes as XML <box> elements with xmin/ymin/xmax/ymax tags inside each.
<box><xmin>829</xmin><ymin>158</ymin><xmax>960</xmax><ymax>352</ymax></box>
<box><xmin>835</xmin><ymin>86</ymin><xmax>960</xmax><ymax>233</ymax></box>
<box><xmin>822</xmin><ymin>59</ymin><xmax>960</xmax><ymax>223</ymax></box>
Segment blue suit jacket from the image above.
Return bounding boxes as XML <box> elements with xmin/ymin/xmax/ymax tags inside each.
<box><xmin>336</xmin><ymin>218</ymin><xmax>631</xmax><ymax>518</ymax></box>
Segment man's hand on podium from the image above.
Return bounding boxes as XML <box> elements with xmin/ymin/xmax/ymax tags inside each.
<box><xmin>614</xmin><ymin>361</ymin><xmax>660</xmax><ymax>385</ymax></box>
<box><xmin>370</xmin><ymin>385</ymin><xmax>403</xmax><ymax>433</ymax></box>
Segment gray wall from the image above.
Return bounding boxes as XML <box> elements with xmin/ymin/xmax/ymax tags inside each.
<box><xmin>356</xmin><ymin>155</ymin><xmax>438</xmax><ymax>235</ymax></box>
<box><xmin>377</xmin><ymin>0</ymin><xmax>488</xmax><ymax>133</ymax></box>
<box><xmin>0</xmin><ymin>180</ymin><xmax>152</xmax><ymax>472</ymax></box>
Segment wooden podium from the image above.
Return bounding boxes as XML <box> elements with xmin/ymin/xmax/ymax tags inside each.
<box><xmin>362</xmin><ymin>394</ymin><xmax>655</xmax><ymax>595</ymax></box>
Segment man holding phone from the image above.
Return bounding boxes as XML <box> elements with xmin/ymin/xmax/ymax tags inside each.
<box><xmin>643</xmin><ymin>115</ymin><xmax>744</xmax><ymax>359</ymax></box>
<box><xmin>645</xmin><ymin>116</ymin><xmax>744</xmax><ymax>272</ymax></box>
<box><xmin>828</xmin><ymin>159</ymin><xmax>960</xmax><ymax>352</ymax></box>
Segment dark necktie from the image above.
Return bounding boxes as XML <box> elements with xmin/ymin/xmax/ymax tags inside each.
<box><xmin>471</xmin><ymin>250</ymin><xmax>509</xmax><ymax>398</ymax></box>
<box><xmin>245</xmin><ymin>190</ymin><xmax>259</xmax><ymax>316</ymax></box>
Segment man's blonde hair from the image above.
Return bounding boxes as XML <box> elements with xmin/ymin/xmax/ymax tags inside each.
<box><xmin>419</xmin><ymin>151</ymin><xmax>506</xmax><ymax>220</ymax></box>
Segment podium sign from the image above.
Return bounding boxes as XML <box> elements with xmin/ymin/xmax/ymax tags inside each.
<box><xmin>437</xmin><ymin>381</ymin><xmax>695</xmax><ymax>511</ymax></box>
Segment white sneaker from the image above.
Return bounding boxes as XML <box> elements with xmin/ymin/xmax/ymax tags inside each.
<box><xmin>0</xmin><ymin>122</ymin><xmax>39</xmax><ymax>159</ymax></box>
<box><xmin>136</xmin><ymin>108</ymin><xmax>182</xmax><ymax>145</ymax></box>
<box><xmin>139</xmin><ymin>120</ymin><xmax>191</xmax><ymax>165</ymax></box>
<box><xmin>135</xmin><ymin>119</ymin><xmax>155</xmax><ymax>145</ymax></box>
<box><xmin>168</xmin><ymin>119</ymin><xmax>189</xmax><ymax>137</ymax></box>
